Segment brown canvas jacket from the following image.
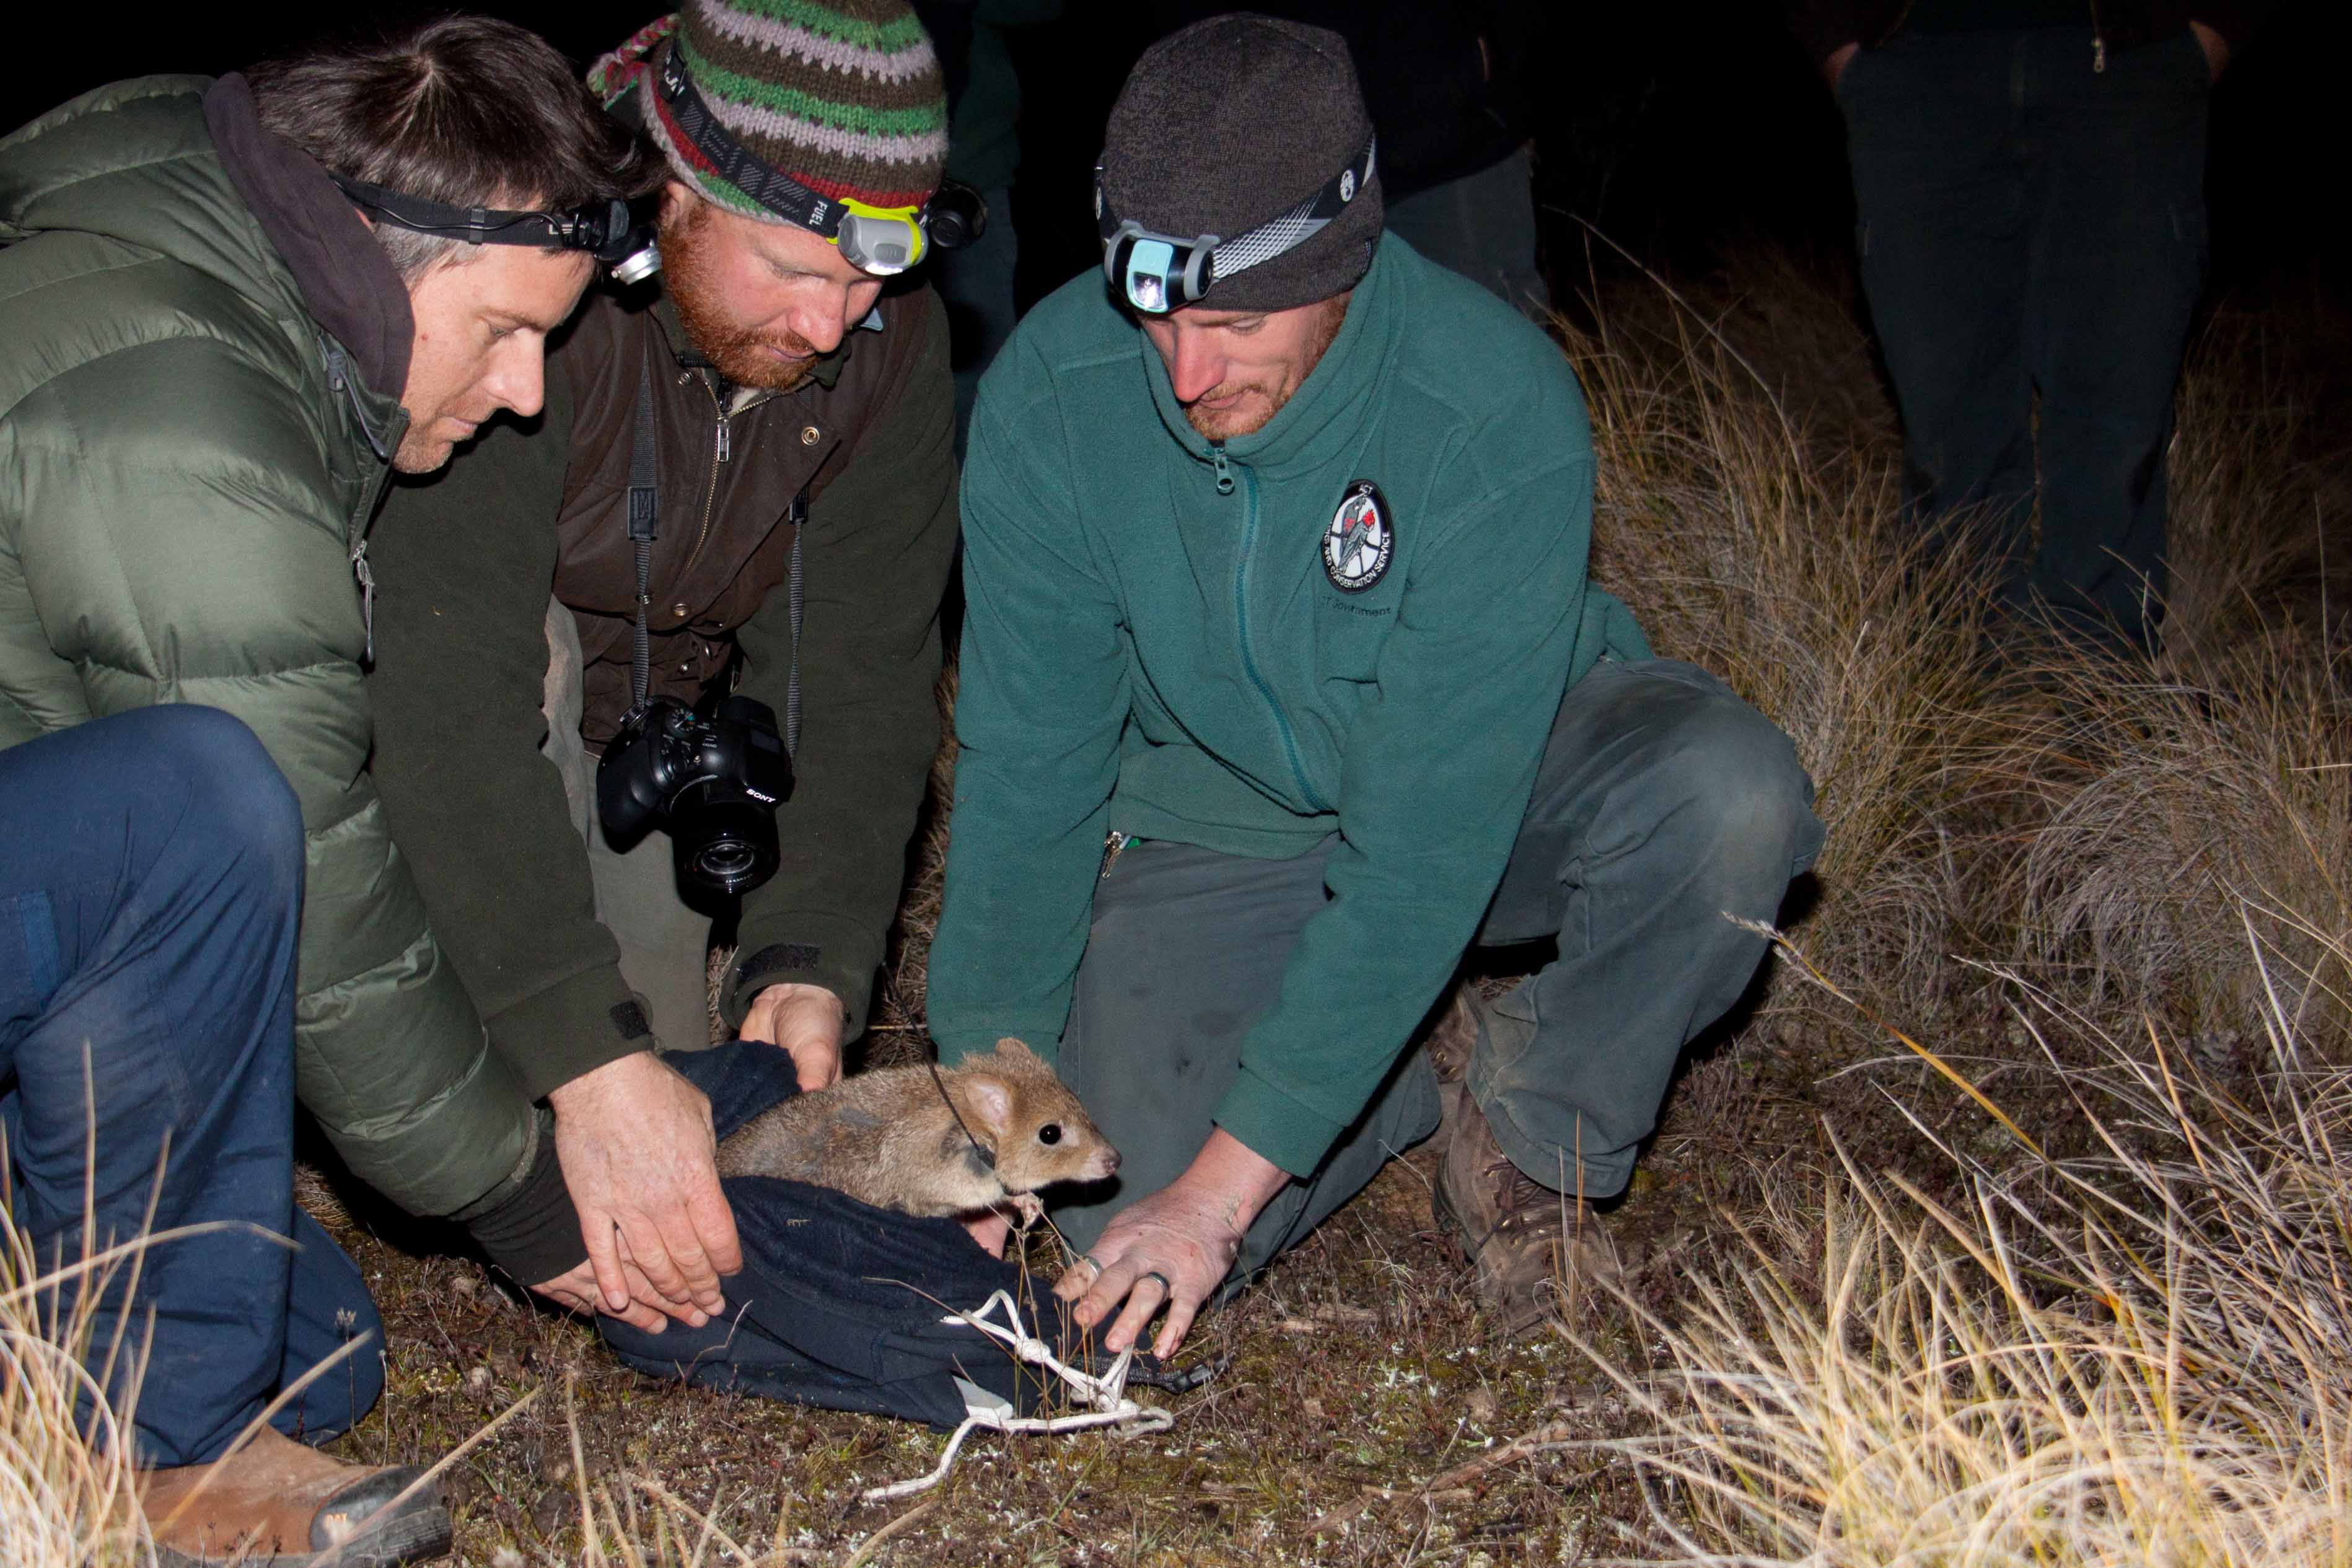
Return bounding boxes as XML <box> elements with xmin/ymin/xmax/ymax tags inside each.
<box><xmin>556</xmin><ymin>287</ymin><xmax>933</xmax><ymax>744</ymax></box>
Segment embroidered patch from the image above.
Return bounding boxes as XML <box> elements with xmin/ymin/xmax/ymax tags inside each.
<box><xmin>1322</xmin><ymin>480</ymin><xmax>1393</xmax><ymax>592</ymax></box>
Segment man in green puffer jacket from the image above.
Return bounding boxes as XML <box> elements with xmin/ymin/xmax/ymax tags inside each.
<box><xmin>927</xmin><ymin>17</ymin><xmax>1826</xmax><ymax>1350</ymax></box>
<box><xmin>0</xmin><ymin>20</ymin><xmax>653</xmax><ymax>1554</ymax></box>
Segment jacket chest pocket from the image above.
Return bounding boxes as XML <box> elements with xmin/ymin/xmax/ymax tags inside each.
<box><xmin>1315</xmin><ymin>579</ymin><xmax>1401</xmax><ymax>683</ymax></box>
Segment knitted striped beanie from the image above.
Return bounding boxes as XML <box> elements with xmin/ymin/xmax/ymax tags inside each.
<box><xmin>590</xmin><ymin>2</ymin><xmax>947</xmax><ymax>220</ymax></box>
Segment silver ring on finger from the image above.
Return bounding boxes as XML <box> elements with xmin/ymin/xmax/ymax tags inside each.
<box><xmin>1140</xmin><ymin>1269</ymin><xmax>1173</xmax><ymax>1295</ymax></box>
<box><xmin>1076</xmin><ymin>1253</ymin><xmax>1107</xmax><ymax>1279</ymax></box>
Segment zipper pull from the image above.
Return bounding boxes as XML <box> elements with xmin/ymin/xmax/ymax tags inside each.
<box><xmin>715</xmin><ymin>414</ymin><xmax>732</xmax><ymax>465</ymax></box>
<box><xmin>1209</xmin><ymin>444</ymin><xmax>1234</xmax><ymax>496</ymax></box>
<box><xmin>2092</xmin><ymin>33</ymin><xmax>2107</xmax><ymax>71</ymax></box>
<box><xmin>349</xmin><ymin>536</ymin><xmax>376</xmax><ymax>664</ymax></box>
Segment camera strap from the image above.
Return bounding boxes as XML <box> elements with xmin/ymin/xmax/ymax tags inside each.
<box><xmin>627</xmin><ymin>356</ymin><xmax>660</xmax><ymax>714</ymax></box>
<box><xmin>785</xmin><ymin>491</ymin><xmax>805</xmax><ymax>757</ymax></box>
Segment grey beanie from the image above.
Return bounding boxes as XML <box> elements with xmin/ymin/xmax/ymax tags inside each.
<box><xmin>1100</xmin><ymin>14</ymin><xmax>1381</xmax><ymax>313</ymax></box>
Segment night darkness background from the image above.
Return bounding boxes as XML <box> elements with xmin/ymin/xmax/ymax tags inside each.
<box><xmin>7</xmin><ymin>3</ymin><xmax>2342</xmax><ymax>317</ymax></box>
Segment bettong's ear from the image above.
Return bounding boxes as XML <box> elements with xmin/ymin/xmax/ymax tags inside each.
<box><xmin>962</xmin><ymin>1074</ymin><xmax>1014</xmax><ymax>1136</ymax></box>
<box><xmin>992</xmin><ymin>1036</ymin><xmax>1040</xmax><ymax>1062</ymax></box>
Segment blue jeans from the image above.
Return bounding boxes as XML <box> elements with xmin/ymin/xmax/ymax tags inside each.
<box><xmin>1840</xmin><ymin>25</ymin><xmax>2211</xmax><ymax>649</ymax></box>
<box><xmin>0</xmin><ymin>707</ymin><xmax>382</xmax><ymax>1466</ymax></box>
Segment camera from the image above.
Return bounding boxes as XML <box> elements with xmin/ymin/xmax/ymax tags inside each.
<box><xmin>597</xmin><ymin>694</ymin><xmax>792</xmax><ymax>895</ymax></box>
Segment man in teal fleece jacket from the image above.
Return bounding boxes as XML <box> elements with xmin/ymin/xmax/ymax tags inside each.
<box><xmin>927</xmin><ymin>15</ymin><xmax>1824</xmax><ymax>1346</ymax></box>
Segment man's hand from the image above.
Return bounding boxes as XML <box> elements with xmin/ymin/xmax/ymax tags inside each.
<box><xmin>1823</xmin><ymin>41</ymin><xmax>1860</xmax><ymax>91</ymax></box>
<box><xmin>2190</xmin><ymin>20</ymin><xmax>2228</xmax><ymax>82</ymax></box>
<box><xmin>739</xmin><ymin>983</ymin><xmax>845</xmax><ymax>1092</ymax></box>
<box><xmin>547</xmin><ymin>1051</ymin><xmax>740</xmax><ymax>1324</ymax></box>
<box><xmin>530</xmin><ymin>1257</ymin><xmax>679</xmax><ymax>1334</ymax></box>
<box><xmin>1052</xmin><ymin>1128</ymin><xmax>1291</xmax><ymax>1359</ymax></box>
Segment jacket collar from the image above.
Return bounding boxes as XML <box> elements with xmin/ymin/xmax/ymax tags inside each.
<box><xmin>1141</xmin><ymin>239</ymin><xmax>1396</xmax><ymax>480</ymax></box>
<box><xmin>203</xmin><ymin>73</ymin><xmax>413</xmax><ymax>410</ymax></box>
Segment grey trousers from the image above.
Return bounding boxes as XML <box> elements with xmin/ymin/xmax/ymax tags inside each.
<box><xmin>540</xmin><ymin>598</ymin><xmax>717</xmax><ymax>1053</ymax></box>
<box><xmin>1051</xmin><ymin>659</ymin><xmax>1824</xmax><ymax>1279</ymax></box>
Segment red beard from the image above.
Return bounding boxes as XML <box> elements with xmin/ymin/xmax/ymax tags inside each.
<box><xmin>662</xmin><ymin>214</ymin><xmax>823</xmax><ymax>392</ymax></box>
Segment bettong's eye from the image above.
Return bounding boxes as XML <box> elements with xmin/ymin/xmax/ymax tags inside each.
<box><xmin>1038</xmin><ymin>1123</ymin><xmax>1063</xmax><ymax>1145</ymax></box>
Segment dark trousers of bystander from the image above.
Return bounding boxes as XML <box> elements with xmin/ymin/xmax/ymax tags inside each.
<box><xmin>1385</xmin><ymin>145</ymin><xmax>1552</xmax><ymax>319</ymax></box>
<box><xmin>1047</xmin><ymin>659</ymin><xmax>1823</xmax><ymax>1285</ymax></box>
<box><xmin>0</xmin><ymin>706</ymin><xmax>382</xmax><ymax>1466</ymax></box>
<box><xmin>1838</xmin><ymin>24</ymin><xmax>2210</xmax><ymax>651</ymax></box>
<box><xmin>932</xmin><ymin>184</ymin><xmax>1019</xmax><ymax>461</ymax></box>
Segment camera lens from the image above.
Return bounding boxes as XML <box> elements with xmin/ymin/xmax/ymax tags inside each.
<box><xmin>671</xmin><ymin>781</ymin><xmax>780</xmax><ymax>895</ymax></box>
<box><xmin>696</xmin><ymin>839</ymin><xmax>758</xmax><ymax>882</ymax></box>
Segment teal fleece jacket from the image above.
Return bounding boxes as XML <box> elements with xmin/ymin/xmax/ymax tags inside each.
<box><xmin>927</xmin><ymin>239</ymin><xmax>1648</xmax><ymax>1176</ymax></box>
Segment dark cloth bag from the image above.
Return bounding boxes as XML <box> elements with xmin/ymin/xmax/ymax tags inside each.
<box><xmin>597</xmin><ymin>1040</ymin><xmax>1073</xmax><ymax>1427</ymax></box>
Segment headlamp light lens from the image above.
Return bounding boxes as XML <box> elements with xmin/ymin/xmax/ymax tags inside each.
<box><xmin>1123</xmin><ymin>238</ymin><xmax>1180</xmax><ymax>314</ymax></box>
<box><xmin>833</xmin><ymin>204</ymin><xmax>926</xmax><ymax>276</ymax></box>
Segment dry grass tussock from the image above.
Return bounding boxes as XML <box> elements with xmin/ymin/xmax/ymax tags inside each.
<box><xmin>0</xmin><ymin>1192</ymin><xmax>149</xmax><ymax>1568</ymax></box>
<box><xmin>1563</xmin><ymin>256</ymin><xmax>2352</xmax><ymax>1562</ymax></box>
<box><xmin>1579</xmin><ymin>924</ymin><xmax>2352</xmax><ymax>1566</ymax></box>
<box><xmin>1998</xmin><ymin>641</ymin><xmax>2351</xmax><ymax>1062</ymax></box>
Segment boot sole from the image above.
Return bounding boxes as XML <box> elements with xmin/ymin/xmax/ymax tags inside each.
<box><xmin>152</xmin><ymin>1482</ymin><xmax>452</xmax><ymax>1568</ymax></box>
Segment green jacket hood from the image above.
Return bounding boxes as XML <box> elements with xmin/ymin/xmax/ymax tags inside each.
<box><xmin>0</xmin><ymin>72</ymin><xmax>413</xmax><ymax>421</ymax></box>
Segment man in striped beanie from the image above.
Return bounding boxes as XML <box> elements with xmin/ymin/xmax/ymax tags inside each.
<box><xmin>591</xmin><ymin>1</ymin><xmax>949</xmax><ymax>389</ymax></box>
<box><xmin>364</xmin><ymin>0</ymin><xmax>967</xmax><ymax>1353</ymax></box>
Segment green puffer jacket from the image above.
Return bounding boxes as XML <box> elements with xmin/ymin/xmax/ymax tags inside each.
<box><xmin>0</xmin><ymin>76</ymin><xmax>537</xmax><ymax>1219</ymax></box>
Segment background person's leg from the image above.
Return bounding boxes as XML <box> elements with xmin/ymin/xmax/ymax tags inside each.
<box><xmin>0</xmin><ymin>706</ymin><xmax>305</xmax><ymax>1466</ymax></box>
<box><xmin>2023</xmin><ymin>26</ymin><xmax>2209</xmax><ymax>650</ymax></box>
<box><xmin>586</xmin><ymin>826</ymin><xmax>723</xmax><ymax>1050</ymax></box>
<box><xmin>1384</xmin><ymin>145</ymin><xmax>1551</xmax><ymax>316</ymax></box>
<box><xmin>540</xmin><ymin>596</ymin><xmax>718</xmax><ymax>1051</ymax></box>
<box><xmin>1468</xmin><ymin>660</ymin><xmax>1823</xmax><ymax>1199</ymax></box>
<box><xmin>1052</xmin><ymin>839</ymin><xmax>1441</xmax><ymax>1284</ymax></box>
<box><xmin>1841</xmin><ymin>30</ymin><xmax>2038</xmax><ymax>605</ymax></box>
<box><xmin>931</xmin><ymin>185</ymin><xmax>1019</xmax><ymax>460</ymax></box>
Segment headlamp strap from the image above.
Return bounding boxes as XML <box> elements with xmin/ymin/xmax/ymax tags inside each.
<box><xmin>1095</xmin><ymin>134</ymin><xmax>1377</xmax><ymax>291</ymax></box>
<box><xmin>656</xmin><ymin>45</ymin><xmax>843</xmax><ymax>240</ymax></box>
<box><xmin>1210</xmin><ymin>134</ymin><xmax>1374</xmax><ymax>280</ymax></box>
<box><xmin>627</xmin><ymin>355</ymin><xmax>660</xmax><ymax>714</ymax></box>
<box><xmin>331</xmin><ymin>174</ymin><xmax>630</xmax><ymax>259</ymax></box>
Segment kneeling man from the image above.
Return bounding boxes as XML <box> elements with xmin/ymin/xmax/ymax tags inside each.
<box><xmin>927</xmin><ymin>15</ymin><xmax>1825</xmax><ymax>1351</ymax></box>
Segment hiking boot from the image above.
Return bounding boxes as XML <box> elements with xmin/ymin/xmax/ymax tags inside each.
<box><xmin>141</xmin><ymin>1426</ymin><xmax>450</xmax><ymax>1567</ymax></box>
<box><xmin>1420</xmin><ymin>980</ymin><xmax>1480</xmax><ymax>1156</ymax></box>
<box><xmin>1433</xmin><ymin>1090</ymin><xmax>1620</xmax><ymax>1335</ymax></box>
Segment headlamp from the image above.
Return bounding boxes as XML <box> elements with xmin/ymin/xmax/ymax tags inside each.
<box><xmin>331</xmin><ymin>175</ymin><xmax>661</xmax><ymax>284</ymax></box>
<box><xmin>833</xmin><ymin>197</ymin><xmax>929</xmax><ymax>276</ymax></box>
<box><xmin>1094</xmin><ymin>136</ymin><xmax>1376</xmax><ymax>315</ymax></box>
<box><xmin>651</xmin><ymin>44</ymin><xmax>980</xmax><ymax>278</ymax></box>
